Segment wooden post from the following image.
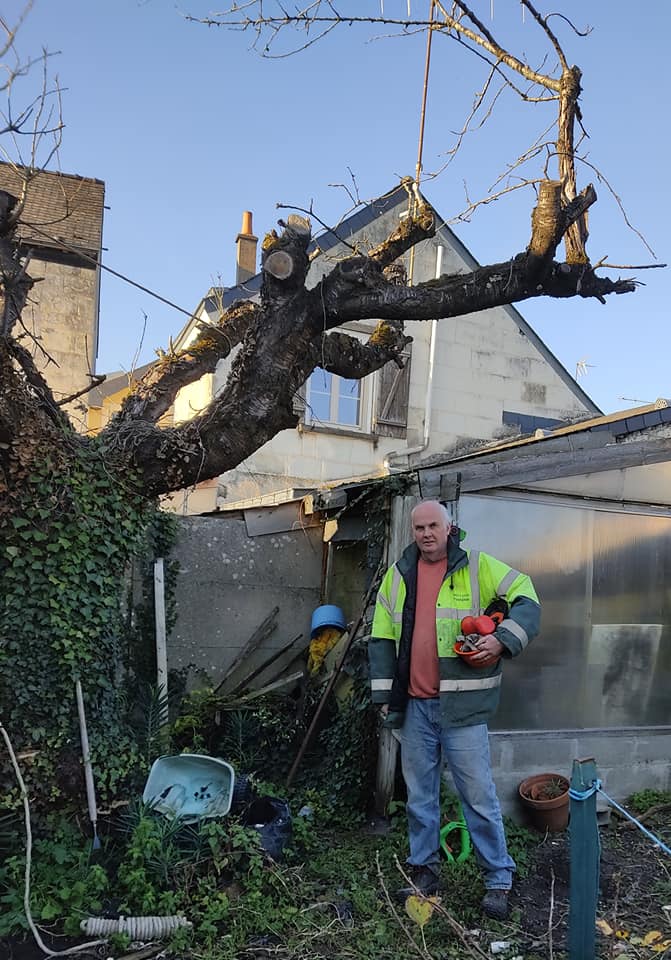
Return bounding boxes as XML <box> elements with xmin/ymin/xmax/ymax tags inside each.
<box><xmin>154</xmin><ymin>558</ymin><xmax>168</xmax><ymax>727</ymax></box>
<box><xmin>569</xmin><ymin>756</ymin><xmax>600</xmax><ymax>960</ymax></box>
<box><xmin>375</xmin><ymin>728</ymin><xmax>399</xmax><ymax>816</ymax></box>
<box><xmin>372</xmin><ymin>495</ymin><xmax>416</xmax><ymax>816</ymax></box>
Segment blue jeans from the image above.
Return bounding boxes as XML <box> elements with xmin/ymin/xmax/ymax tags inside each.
<box><xmin>400</xmin><ymin>697</ymin><xmax>515</xmax><ymax>890</ymax></box>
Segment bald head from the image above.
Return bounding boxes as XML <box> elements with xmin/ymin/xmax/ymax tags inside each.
<box><xmin>411</xmin><ymin>500</ymin><xmax>451</xmax><ymax>563</ymax></box>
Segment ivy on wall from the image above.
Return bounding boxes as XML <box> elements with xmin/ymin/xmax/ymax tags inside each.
<box><xmin>0</xmin><ymin>439</ymin><xmax>177</xmax><ymax>807</ymax></box>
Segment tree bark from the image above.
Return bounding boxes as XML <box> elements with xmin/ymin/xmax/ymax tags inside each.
<box><xmin>3</xmin><ymin>184</ymin><xmax>639</xmax><ymax>503</ymax></box>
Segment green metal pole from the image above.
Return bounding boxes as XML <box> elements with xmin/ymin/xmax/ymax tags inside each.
<box><xmin>568</xmin><ymin>757</ymin><xmax>600</xmax><ymax>960</ymax></box>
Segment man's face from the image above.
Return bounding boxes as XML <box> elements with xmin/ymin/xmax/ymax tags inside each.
<box><xmin>412</xmin><ymin>502</ymin><xmax>450</xmax><ymax>563</ymax></box>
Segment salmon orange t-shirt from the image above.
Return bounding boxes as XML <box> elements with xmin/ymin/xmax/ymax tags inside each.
<box><xmin>408</xmin><ymin>557</ymin><xmax>447</xmax><ymax>698</ymax></box>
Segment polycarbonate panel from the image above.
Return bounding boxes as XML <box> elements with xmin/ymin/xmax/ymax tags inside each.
<box><xmin>455</xmin><ymin>495</ymin><xmax>671</xmax><ymax>730</ymax></box>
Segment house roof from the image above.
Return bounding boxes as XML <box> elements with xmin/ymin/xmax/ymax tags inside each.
<box><xmin>176</xmin><ymin>183</ymin><xmax>600</xmax><ymax>415</ymax></box>
<box><xmin>88</xmin><ymin>362</ymin><xmax>154</xmax><ymax>406</ymax></box>
<box><xmin>0</xmin><ymin>162</ymin><xmax>105</xmax><ymax>256</ymax></box>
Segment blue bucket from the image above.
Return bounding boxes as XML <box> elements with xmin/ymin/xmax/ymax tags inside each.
<box><xmin>310</xmin><ymin>604</ymin><xmax>347</xmax><ymax>638</ymax></box>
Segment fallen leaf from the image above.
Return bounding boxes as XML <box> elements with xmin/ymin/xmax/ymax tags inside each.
<box><xmin>643</xmin><ymin>931</ymin><xmax>663</xmax><ymax>946</ymax></box>
<box><xmin>651</xmin><ymin>940</ymin><xmax>671</xmax><ymax>953</ymax></box>
<box><xmin>405</xmin><ymin>894</ymin><xmax>440</xmax><ymax>927</ymax></box>
<box><xmin>615</xmin><ymin>930</ymin><xmax>630</xmax><ymax>939</ymax></box>
<box><xmin>596</xmin><ymin>919</ymin><xmax>614</xmax><ymax>936</ymax></box>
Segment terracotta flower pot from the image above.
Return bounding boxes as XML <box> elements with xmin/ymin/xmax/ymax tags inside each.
<box><xmin>518</xmin><ymin>773</ymin><xmax>570</xmax><ymax>833</ymax></box>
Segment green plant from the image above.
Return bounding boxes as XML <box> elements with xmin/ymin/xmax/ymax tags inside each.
<box><xmin>0</xmin><ymin>446</ymin><xmax>179</xmax><ymax>811</ymax></box>
<box><xmin>0</xmin><ymin>821</ymin><xmax>109</xmax><ymax>937</ymax></box>
<box><xmin>627</xmin><ymin>788</ymin><xmax>671</xmax><ymax>815</ymax></box>
<box><xmin>503</xmin><ymin>816</ymin><xmax>539</xmax><ymax>878</ymax></box>
<box><xmin>535</xmin><ymin>776</ymin><xmax>569</xmax><ymax>800</ymax></box>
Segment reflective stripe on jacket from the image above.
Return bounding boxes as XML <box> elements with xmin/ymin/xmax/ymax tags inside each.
<box><xmin>368</xmin><ymin>529</ymin><xmax>540</xmax><ymax>727</ymax></box>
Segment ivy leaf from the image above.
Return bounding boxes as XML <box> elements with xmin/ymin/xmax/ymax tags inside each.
<box><xmin>40</xmin><ymin>901</ymin><xmax>61</xmax><ymax>920</ymax></box>
<box><xmin>51</xmin><ymin>844</ymin><xmax>69</xmax><ymax>865</ymax></box>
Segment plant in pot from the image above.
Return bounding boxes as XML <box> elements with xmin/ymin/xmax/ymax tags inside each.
<box><xmin>518</xmin><ymin>772</ymin><xmax>570</xmax><ymax>832</ymax></box>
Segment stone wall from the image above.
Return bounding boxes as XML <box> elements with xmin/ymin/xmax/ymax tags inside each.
<box><xmin>23</xmin><ymin>252</ymin><xmax>99</xmax><ymax>424</ymax></box>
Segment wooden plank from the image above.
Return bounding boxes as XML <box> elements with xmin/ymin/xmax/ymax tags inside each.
<box><xmin>420</xmin><ymin>429</ymin><xmax>609</xmax><ymax>493</ymax></box>
<box><xmin>389</xmin><ymin>495</ymin><xmax>417</xmax><ymax>562</ymax></box>
<box><xmin>213</xmin><ymin>606</ymin><xmax>279</xmax><ymax>695</ymax></box>
<box><xmin>568</xmin><ymin>757</ymin><xmax>599</xmax><ymax>960</ymax></box>
<box><xmin>418</xmin><ymin>436</ymin><xmax>671</xmax><ymax>499</ymax></box>
<box><xmin>228</xmin><ymin>633</ymin><xmax>304</xmax><ymax>696</ymax></box>
<box><xmin>234</xmin><ymin>669</ymin><xmax>305</xmax><ymax>703</ymax></box>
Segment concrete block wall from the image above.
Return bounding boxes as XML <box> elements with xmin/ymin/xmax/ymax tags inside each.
<box><xmin>169</xmin><ymin>514</ymin><xmax>323</xmax><ymax>685</ymax></box>
<box><xmin>472</xmin><ymin>728</ymin><xmax>671</xmax><ymax>821</ymax></box>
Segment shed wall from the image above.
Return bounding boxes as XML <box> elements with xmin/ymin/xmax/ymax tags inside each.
<box><xmin>169</xmin><ymin>511</ymin><xmax>323</xmax><ymax>686</ymax></box>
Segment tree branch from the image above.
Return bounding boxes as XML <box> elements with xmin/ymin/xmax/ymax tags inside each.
<box><xmin>367</xmin><ymin>188</ymin><xmax>435</xmax><ymax>267</ymax></box>
<box><xmin>319</xmin><ymin>324</ymin><xmax>412</xmax><ymax>379</ymax></box>
<box><xmin>112</xmin><ymin>300</ymin><xmax>260</xmax><ymax>425</ymax></box>
<box><xmin>333</xmin><ymin>254</ymin><xmax>636</xmax><ymax>326</ymax></box>
<box><xmin>527</xmin><ymin>180</ymin><xmax>597</xmax><ymax>278</ymax></box>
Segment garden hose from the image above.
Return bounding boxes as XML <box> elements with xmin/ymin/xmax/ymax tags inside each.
<box><xmin>80</xmin><ymin>915</ymin><xmax>192</xmax><ymax>939</ymax></box>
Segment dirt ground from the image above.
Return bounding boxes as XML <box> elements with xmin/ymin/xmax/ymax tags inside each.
<box><xmin>513</xmin><ymin>812</ymin><xmax>671</xmax><ymax>957</ymax></box>
<box><xmin>3</xmin><ymin>812</ymin><xmax>670</xmax><ymax>960</ymax></box>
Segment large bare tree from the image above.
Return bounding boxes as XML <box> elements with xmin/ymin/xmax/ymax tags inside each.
<box><xmin>3</xmin><ymin>1</ymin><xmax>648</xmax><ymax>503</ymax></box>
<box><xmin>0</xmin><ymin>2</ymin><xmax>652</xmax><ymax>783</ymax></box>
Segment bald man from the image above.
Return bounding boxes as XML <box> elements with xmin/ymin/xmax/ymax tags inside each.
<box><xmin>369</xmin><ymin>500</ymin><xmax>540</xmax><ymax>919</ymax></box>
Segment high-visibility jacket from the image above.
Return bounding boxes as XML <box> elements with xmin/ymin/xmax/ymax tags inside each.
<box><xmin>368</xmin><ymin>529</ymin><xmax>540</xmax><ymax>728</ymax></box>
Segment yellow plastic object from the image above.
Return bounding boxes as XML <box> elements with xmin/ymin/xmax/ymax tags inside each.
<box><xmin>308</xmin><ymin>625</ymin><xmax>343</xmax><ymax>674</ymax></box>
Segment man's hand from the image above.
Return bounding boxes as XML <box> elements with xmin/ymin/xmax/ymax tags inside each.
<box><xmin>379</xmin><ymin>703</ymin><xmax>390</xmax><ymax>719</ymax></box>
<box><xmin>470</xmin><ymin>634</ymin><xmax>504</xmax><ymax>666</ymax></box>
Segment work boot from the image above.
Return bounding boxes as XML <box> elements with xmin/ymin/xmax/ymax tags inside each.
<box><xmin>396</xmin><ymin>865</ymin><xmax>440</xmax><ymax>901</ymax></box>
<box><xmin>481</xmin><ymin>888</ymin><xmax>510</xmax><ymax>920</ymax></box>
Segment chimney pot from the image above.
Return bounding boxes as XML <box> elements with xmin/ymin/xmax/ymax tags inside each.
<box><xmin>235</xmin><ymin>210</ymin><xmax>258</xmax><ymax>285</ymax></box>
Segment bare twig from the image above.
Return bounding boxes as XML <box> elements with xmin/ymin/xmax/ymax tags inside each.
<box><xmin>56</xmin><ymin>374</ymin><xmax>106</xmax><ymax>408</ymax></box>
<box><xmin>376</xmin><ymin>854</ymin><xmax>432</xmax><ymax>960</ymax></box>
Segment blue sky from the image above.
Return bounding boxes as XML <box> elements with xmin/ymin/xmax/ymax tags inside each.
<box><xmin>11</xmin><ymin>0</ymin><xmax>670</xmax><ymax>413</ymax></box>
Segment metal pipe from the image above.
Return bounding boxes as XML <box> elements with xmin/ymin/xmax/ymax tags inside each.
<box><xmin>384</xmin><ymin>244</ymin><xmax>443</xmax><ymax>469</ymax></box>
<box><xmin>408</xmin><ymin>0</ymin><xmax>436</xmax><ymax>286</ymax></box>
<box><xmin>75</xmin><ymin>680</ymin><xmax>100</xmax><ymax>850</ymax></box>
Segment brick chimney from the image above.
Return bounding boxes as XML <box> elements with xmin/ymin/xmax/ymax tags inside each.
<box><xmin>236</xmin><ymin>211</ymin><xmax>258</xmax><ymax>285</ymax></box>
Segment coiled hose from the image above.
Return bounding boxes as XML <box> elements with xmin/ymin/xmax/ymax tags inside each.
<box><xmin>80</xmin><ymin>915</ymin><xmax>191</xmax><ymax>939</ymax></box>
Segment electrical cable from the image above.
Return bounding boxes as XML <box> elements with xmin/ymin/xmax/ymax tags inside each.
<box><xmin>0</xmin><ymin>720</ymin><xmax>106</xmax><ymax>957</ymax></box>
<box><xmin>20</xmin><ymin>222</ymin><xmax>196</xmax><ymax>320</ymax></box>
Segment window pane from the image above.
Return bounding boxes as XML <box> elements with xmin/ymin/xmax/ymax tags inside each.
<box><xmin>337</xmin><ymin>378</ymin><xmax>360</xmax><ymax>426</ymax></box>
<box><xmin>309</xmin><ymin>368</ymin><xmax>332</xmax><ymax>423</ymax></box>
